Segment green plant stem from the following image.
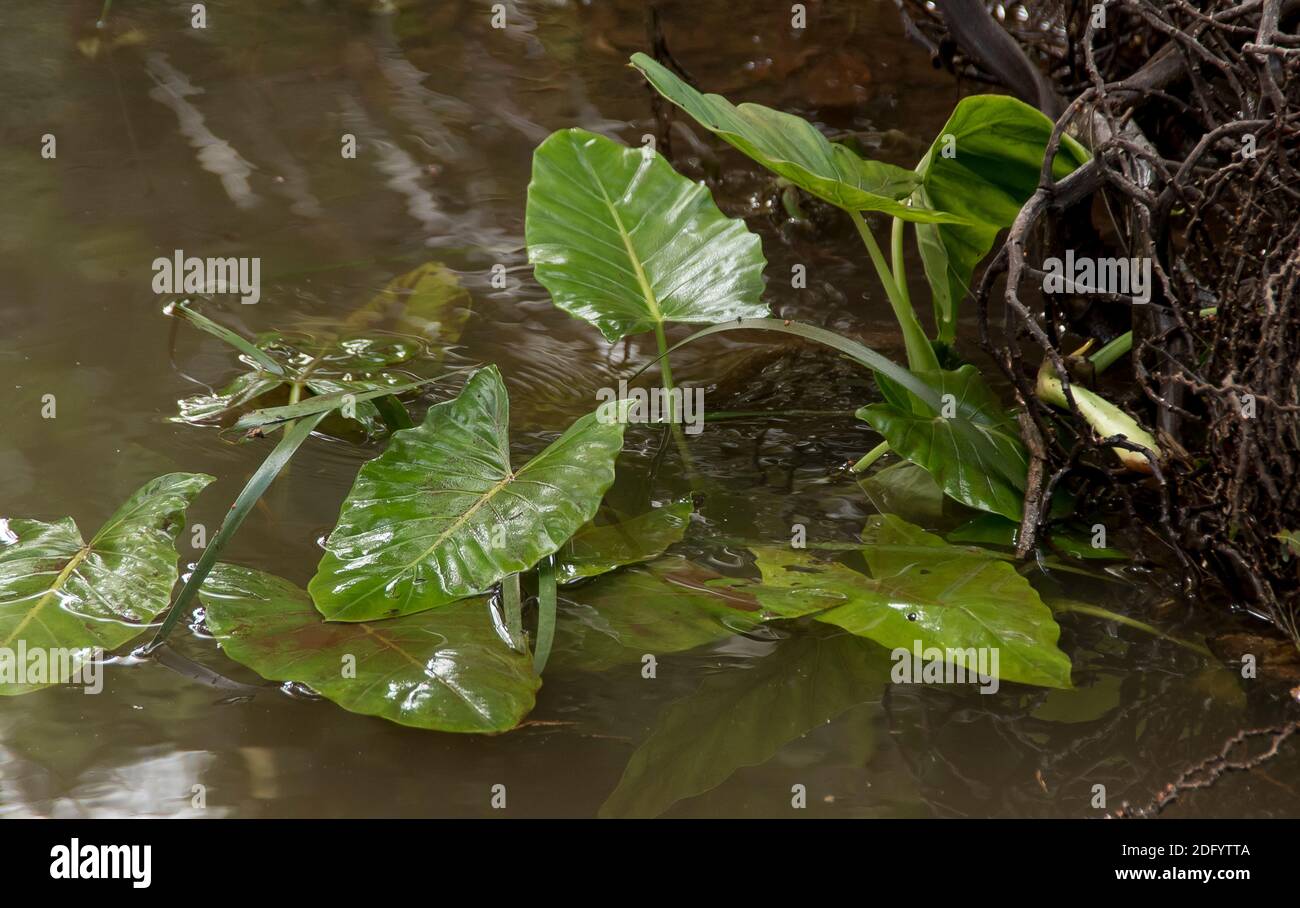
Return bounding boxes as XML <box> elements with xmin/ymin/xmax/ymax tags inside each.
<box><xmin>1049</xmin><ymin>600</ymin><xmax>1211</xmax><ymax>657</ymax></box>
<box><xmin>502</xmin><ymin>573</ymin><xmax>525</xmax><ymax>652</ymax></box>
<box><xmin>653</xmin><ymin>321</ymin><xmax>697</xmax><ymax>478</ymax></box>
<box><xmin>1088</xmin><ymin>332</ymin><xmax>1132</xmax><ymax>374</ymax></box>
<box><xmin>850</xmin><ymin>211</ymin><xmax>939</xmax><ymax>376</ymax></box>
<box><xmin>533</xmin><ymin>556</ymin><xmax>557</xmax><ymax>674</ymax></box>
<box><xmin>852</xmin><ymin>441</ymin><xmax>890</xmax><ymax>473</ymax></box>
<box><xmin>890</xmin><ymin>216</ymin><xmax>911</xmax><ymax>312</ymax></box>
<box><xmin>146</xmin><ymin>411</ymin><xmax>326</xmax><ymax>650</ymax></box>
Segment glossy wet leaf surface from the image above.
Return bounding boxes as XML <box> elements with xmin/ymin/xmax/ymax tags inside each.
<box><xmin>752</xmin><ymin>515</ymin><xmax>1072</xmax><ymax>689</ymax></box>
<box><xmin>0</xmin><ymin>473</ymin><xmax>213</xmax><ymax>695</ymax></box>
<box><xmin>630</xmin><ymin>53</ymin><xmax>964</xmax><ymax>223</ymax></box>
<box><xmin>201</xmin><ymin>564</ymin><xmax>539</xmax><ymax>733</ymax></box>
<box><xmin>526</xmin><ymin>127</ymin><xmax>768</xmax><ymax>342</ymax></box>
<box><xmin>310</xmin><ymin>365</ymin><xmax>626</xmax><ymax>620</ymax></box>
<box><xmin>858</xmin><ymin>365</ymin><xmax>1029</xmax><ymax>521</ymax></box>
<box><xmin>556</xmin><ymin>499</ymin><xmax>692</xmax><ymax>583</ymax></box>
<box><xmin>599</xmin><ymin>630</ymin><xmax>889</xmax><ymax>818</ymax></box>
<box><xmin>948</xmin><ymin>513</ymin><xmax>1126</xmax><ymax>560</ymax></box>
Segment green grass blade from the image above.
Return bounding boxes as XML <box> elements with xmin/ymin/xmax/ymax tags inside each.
<box><xmin>656</xmin><ymin>318</ymin><xmax>942</xmax><ymax>411</ymax></box>
<box><xmin>166</xmin><ymin>300</ymin><xmax>285</xmax><ymax>376</ymax></box>
<box><xmin>146</xmin><ymin>411</ymin><xmax>326</xmax><ymax>649</ymax></box>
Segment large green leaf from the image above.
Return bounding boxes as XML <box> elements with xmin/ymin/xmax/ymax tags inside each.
<box><xmin>914</xmin><ymin>95</ymin><xmax>1091</xmax><ymax>343</ymax></box>
<box><xmin>556</xmin><ymin>499</ymin><xmax>692</xmax><ymax>583</ymax></box>
<box><xmin>525</xmin><ymin>127</ymin><xmax>768</xmax><ymax>342</ymax></box>
<box><xmin>629</xmin><ymin>53</ymin><xmax>965</xmax><ymax>224</ymax></box>
<box><xmin>0</xmin><ymin>472</ymin><xmax>214</xmax><ymax>695</ymax></box>
<box><xmin>599</xmin><ymin>630</ymin><xmax>889</xmax><ymax>818</ymax></box>
<box><xmin>202</xmin><ymin>564</ymin><xmax>539</xmax><ymax>733</ymax></box>
<box><xmin>752</xmin><ymin>515</ymin><xmax>1072</xmax><ymax>689</ymax></box>
<box><xmin>858</xmin><ymin>365</ymin><xmax>1028</xmax><ymax>521</ymax></box>
<box><xmin>310</xmin><ymin>365</ymin><xmax>627</xmax><ymax>621</ymax></box>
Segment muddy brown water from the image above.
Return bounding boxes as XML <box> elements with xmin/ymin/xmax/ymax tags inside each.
<box><xmin>1</xmin><ymin>0</ymin><xmax>1296</xmax><ymax>818</ymax></box>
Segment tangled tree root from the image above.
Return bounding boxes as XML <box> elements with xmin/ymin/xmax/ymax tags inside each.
<box><xmin>903</xmin><ymin>0</ymin><xmax>1300</xmax><ymax>647</ymax></box>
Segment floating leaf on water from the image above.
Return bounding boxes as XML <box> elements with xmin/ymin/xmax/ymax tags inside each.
<box><xmin>201</xmin><ymin>564</ymin><xmax>539</xmax><ymax>733</ymax></box>
<box><xmin>752</xmin><ymin>514</ymin><xmax>1073</xmax><ymax>689</ymax></box>
<box><xmin>0</xmin><ymin>473</ymin><xmax>213</xmax><ymax>696</ymax></box>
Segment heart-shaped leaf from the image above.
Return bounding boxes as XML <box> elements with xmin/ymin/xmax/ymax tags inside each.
<box><xmin>310</xmin><ymin>365</ymin><xmax>627</xmax><ymax>621</ymax></box>
<box><xmin>525</xmin><ymin>127</ymin><xmax>768</xmax><ymax>342</ymax></box>
<box><xmin>599</xmin><ymin>630</ymin><xmax>889</xmax><ymax>818</ymax></box>
<box><xmin>914</xmin><ymin>95</ymin><xmax>1091</xmax><ymax>343</ymax></box>
<box><xmin>630</xmin><ymin>53</ymin><xmax>965</xmax><ymax>224</ymax></box>
<box><xmin>858</xmin><ymin>365</ymin><xmax>1028</xmax><ymax>521</ymax></box>
<box><xmin>202</xmin><ymin>563</ymin><xmax>539</xmax><ymax>733</ymax></box>
<box><xmin>0</xmin><ymin>472</ymin><xmax>214</xmax><ymax>695</ymax></box>
<box><xmin>556</xmin><ymin>499</ymin><xmax>692</xmax><ymax>583</ymax></box>
<box><xmin>752</xmin><ymin>515</ymin><xmax>1072</xmax><ymax>689</ymax></box>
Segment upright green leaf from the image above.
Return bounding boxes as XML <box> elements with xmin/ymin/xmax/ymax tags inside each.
<box><xmin>526</xmin><ymin>127</ymin><xmax>768</xmax><ymax>342</ymax></box>
<box><xmin>630</xmin><ymin>53</ymin><xmax>964</xmax><ymax>223</ymax></box>
<box><xmin>0</xmin><ymin>473</ymin><xmax>214</xmax><ymax>695</ymax></box>
<box><xmin>752</xmin><ymin>515</ymin><xmax>1072</xmax><ymax>689</ymax></box>
<box><xmin>310</xmin><ymin>365</ymin><xmax>627</xmax><ymax>621</ymax></box>
<box><xmin>202</xmin><ymin>564</ymin><xmax>539</xmax><ymax>733</ymax></box>
<box><xmin>858</xmin><ymin>365</ymin><xmax>1028</xmax><ymax>521</ymax></box>
<box><xmin>600</xmin><ymin>631</ymin><xmax>889</xmax><ymax>818</ymax></box>
<box><xmin>914</xmin><ymin>95</ymin><xmax>1091</xmax><ymax>342</ymax></box>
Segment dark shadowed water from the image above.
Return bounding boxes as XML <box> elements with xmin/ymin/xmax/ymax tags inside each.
<box><xmin>1</xmin><ymin>0</ymin><xmax>1296</xmax><ymax>818</ymax></box>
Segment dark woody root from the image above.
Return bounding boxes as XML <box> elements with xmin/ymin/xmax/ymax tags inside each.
<box><xmin>902</xmin><ymin>0</ymin><xmax>1300</xmax><ymax>649</ymax></box>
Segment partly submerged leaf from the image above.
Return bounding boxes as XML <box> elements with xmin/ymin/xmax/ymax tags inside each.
<box><xmin>599</xmin><ymin>630</ymin><xmax>889</xmax><ymax>818</ymax></box>
<box><xmin>0</xmin><ymin>473</ymin><xmax>214</xmax><ymax>695</ymax></box>
<box><xmin>550</xmin><ymin>557</ymin><xmax>768</xmax><ymax>675</ymax></box>
<box><xmin>752</xmin><ymin>515</ymin><xmax>1072</xmax><ymax>689</ymax></box>
<box><xmin>914</xmin><ymin>95</ymin><xmax>1090</xmax><ymax>343</ymax></box>
<box><xmin>858</xmin><ymin>460</ymin><xmax>947</xmax><ymax>526</ymax></box>
<box><xmin>310</xmin><ymin>365</ymin><xmax>627</xmax><ymax>621</ymax></box>
<box><xmin>344</xmin><ymin>261</ymin><xmax>472</xmax><ymax>343</ymax></box>
<box><xmin>630</xmin><ymin>53</ymin><xmax>964</xmax><ymax>223</ymax></box>
<box><xmin>556</xmin><ymin>499</ymin><xmax>692</xmax><ymax>583</ymax></box>
<box><xmin>202</xmin><ymin>564</ymin><xmax>539</xmax><ymax>733</ymax></box>
<box><xmin>858</xmin><ymin>365</ymin><xmax>1028</xmax><ymax>521</ymax></box>
<box><xmin>526</xmin><ymin>127</ymin><xmax>768</xmax><ymax>342</ymax></box>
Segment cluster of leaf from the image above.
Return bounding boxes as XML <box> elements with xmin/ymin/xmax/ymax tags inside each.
<box><xmin>3</xmin><ymin>54</ymin><xmax>1155</xmax><ymax>758</ymax></box>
